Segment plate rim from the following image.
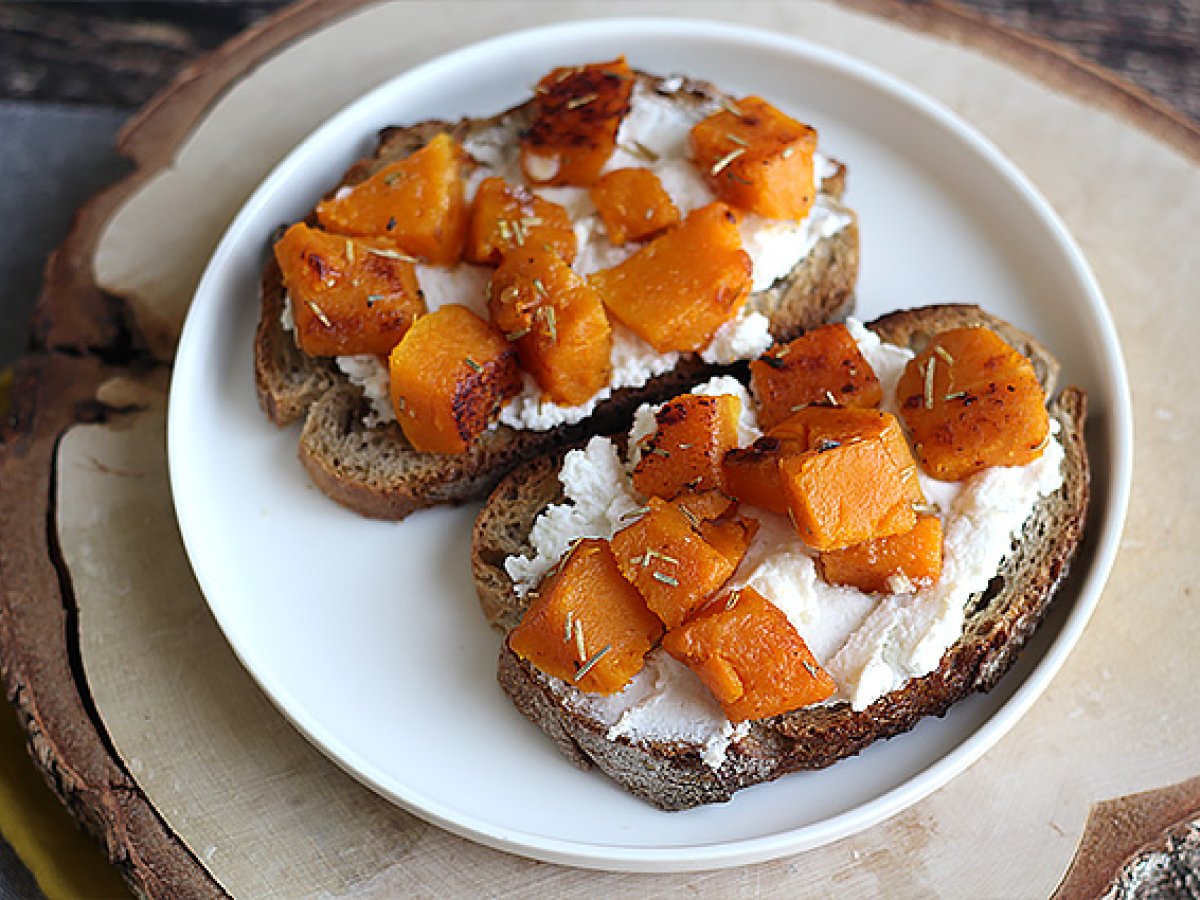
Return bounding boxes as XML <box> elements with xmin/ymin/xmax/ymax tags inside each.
<box><xmin>168</xmin><ymin>15</ymin><xmax>1133</xmax><ymax>872</ymax></box>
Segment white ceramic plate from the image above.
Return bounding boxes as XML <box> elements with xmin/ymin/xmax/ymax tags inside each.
<box><xmin>169</xmin><ymin>19</ymin><xmax>1131</xmax><ymax>872</ymax></box>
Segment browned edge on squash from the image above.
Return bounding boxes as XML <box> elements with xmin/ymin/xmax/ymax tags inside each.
<box><xmin>0</xmin><ymin>0</ymin><xmax>1194</xmax><ymax>895</ymax></box>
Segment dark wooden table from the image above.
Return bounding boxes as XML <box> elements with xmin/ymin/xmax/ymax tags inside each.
<box><xmin>0</xmin><ymin>1</ymin><xmax>1195</xmax><ymax>896</ymax></box>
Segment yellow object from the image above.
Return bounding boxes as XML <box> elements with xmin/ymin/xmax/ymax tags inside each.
<box><xmin>0</xmin><ymin>702</ymin><xmax>129</xmax><ymax>897</ymax></box>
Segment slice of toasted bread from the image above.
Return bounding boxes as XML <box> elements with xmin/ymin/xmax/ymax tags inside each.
<box><xmin>254</xmin><ymin>72</ymin><xmax>859</xmax><ymax>520</ymax></box>
<box><xmin>471</xmin><ymin>304</ymin><xmax>1089</xmax><ymax>810</ymax></box>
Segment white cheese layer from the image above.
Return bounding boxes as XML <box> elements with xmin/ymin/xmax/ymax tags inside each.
<box><xmin>323</xmin><ymin>82</ymin><xmax>850</xmax><ymax>429</ymax></box>
<box><xmin>503</xmin><ymin>322</ymin><xmax>1065</xmax><ymax>767</ymax></box>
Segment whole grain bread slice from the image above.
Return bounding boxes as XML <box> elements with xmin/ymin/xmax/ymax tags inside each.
<box><xmin>254</xmin><ymin>72</ymin><xmax>859</xmax><ymax>520</ymax></box>
<box><xmin>471</xmin><ymin>304</ymin><xmax>1089</xmax><ymax>810</ymax></box>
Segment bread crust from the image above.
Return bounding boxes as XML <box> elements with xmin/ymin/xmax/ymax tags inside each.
<box><xmin>471</xmin><ymin>304</ymin><xmax>1089</xmax><ymax>810</ymax></box>
<box><xmin>254</xmin><ymin>72</ymin><xmax>860</xmax><ymax>519</ymax></box>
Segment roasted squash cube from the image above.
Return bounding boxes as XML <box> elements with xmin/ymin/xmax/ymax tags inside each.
<box><xmin>689</xmin><ymin>96</ymin><xmax>818</xmax><ymax>221</ymax></box>
<box><xmin>661</xmin><ymin>586</ymin><xmax>836</xmax><ymax>721</ymax></box>
<box><xmin>589</xmin><ymin>167</ymin><xmax>680</xmax><ymax>245</ymax></box>
<box><xmin>723</xmin><ymin>407</ymin><xmax>923</xmax><ymax>515</ymax></box>
<box><xmin>508</xmin><ymin>539</ymin><xmax>663</xmax><ymax>694</ymax></box>
<box><xmin>699</xmin><ymin>514</ymin><xmax>760</xmax><ymax>569</ymax></box>
<box><xmin>780</xmin><ymin>437</ymin><xmax>916</xmax><ymax>551</ymax></box>
<box><xmin>749</xmin><ymin>323</ymin><xmax>882</xmax><ymax>430</ymax></box>
<box><xmin>611</xmin><ymin>497</ymin><xmax>741</xmax><ymax>629</ymax></box>
<box><xmin>896</xmin><ymin>326</ymin><xmax>1050</xmax><ymax>481</ymax></box>
<box><xmin>464</xmin><ymin>177</ymin><xmax>576</xmax><ymax>266</ymax></box>
<box><xmin>589</xmin><ymin>202</ymin><xmax>751</xmax><ymax>353</ymax></box>
<box><xmin>316</xmin><ymin>133</ymin><xmax>469</xmax><ymax>265</ymax></box>
<box><xmin>489</xmin><ymin>244</ymin><xmax>612</xmax><ymax>405</ymax></box>
<box><xmin>819</xmin><ymin>514</ymin><xmax>943</xmax><ymax>593</ymax></box>
<box><xmin>773</xmin><ymin>406</ymin><xmax>924</xmax><ymax>504</ymax></box>
<box><xmin>388</xmin><ymin>304</ymin><xmax>521</xmax><ymax>454</ymax></box>
<box><xmin>722</xmin><ymin>436</ymin><xmax>795</xmax><ymax>514</ymax></box>
<box><xmin>520</xmin><ymin>57</ymin><xmax>634</xmax><ymax>187</ymax></box>
<box><xmin>273</xmin><ymin>223</ymin><xmax>426</xmax><ymax>357</ymax></box>
<box><xmin>631</xmin><ymin>393</ymin><xmax>742</xmax><ymax>500</ymax></box>
<box><xmin>673</xmin><ymin>489</ymin><xmax>736</xmax><ymax>524</ymax></box>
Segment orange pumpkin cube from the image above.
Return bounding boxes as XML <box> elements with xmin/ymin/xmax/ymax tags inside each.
<box><xmin>749</xmin><ymin>323</ymin><xmax>882</xmax><ymax>430</ymax></box>
<box><xmin>780</xmin><ymin>437</ymin><xmax>916</xmax><ymax>551</ymax></box>
<box><xmin>464</xmin><ymin>177</ymin><xmax>576</xmax><ymax>266</ymax></box>
<box><xmin>819</xmin><ymin>514</ymin><xmax>944</xmax><ymax>594</ymax></box>
<box><xmin>387</xmin><ymin>304</ymin><xmax>521</xmax><ymax>454</ymax></box>
<box><xmin>589</xmin><ymin>167</ymin><xmax>680</xmax><ymax>245</ymax></box>
<box><xmin>611</xmin><ymin>497</ymin><xmax>742</xmax><ymax>629</ymax></box>
<box><xmin>724</xmin><ymin>407</ymin><xmax>923</xmax><ymax>515</ymax></box>
<box><xmin>661</xmin><ymin>586</ymin><xmax>836</xmax><ymax>722</ymax></box>
<box><xmin>589</xmin><ymin>202</ymin><xmax>751</xmax><ymax>353</ymax></box>
<box><xmin>773</xmin><ymin>407</ymin><xmax>924</xmax><ymax>504</ymax></box>
<box><xmin>722</xmin><ymin>436</ymin><xmax>796</xmax><ymax>514</ymax></box>
<box><xmin>316</xmin><ymin>133</ymin><xmax>469</xmax><ymax>265</ymax></box>
<box><xmin>631</xmin><ymin>393</ymin><xmax>742</xmax><ymax>500</ymax></box>
<box><xmin>689</xmin><ymin>96</ymin><xmax>818</xmax><ymax>221</ymax></box>
<box><xmin>508</xmin><ymin>539</ymin><xmax>663</xmax><ymax>694</ymax></box>
<box><xmin>273</xmin><ymin>223</ymin><xmax>426</xmax><ymax>357</ymax></box>
<box><xmin>699</xmin><ymin>514</ymin><xmax>760</xmax><ymax>568</ymax></box>
<box><xmin>673</xmin><ymin>489</ymin><xmax>736</xmax><ymax>524</ymax></box>
<box><xmin>896</xmin><ymin>327</ymin><xmax>1050</xmax><ymax>481</ymax></box>
<box><xmin>488</xmin><ymin>244</ymin><xmax>612</xmax><ymax>405</ymax></box>
<box><xmin>520</xmin><ymin>57</ymin><xmax>634</xmax><ymax>187</ymax></box>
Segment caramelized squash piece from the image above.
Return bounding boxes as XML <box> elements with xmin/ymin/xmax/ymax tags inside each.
<box><xmin>749</xmin><ymin>323</ymin><xmax>882</xmax><ymax>430</ymax></box>
<box><xmin>662</xmin><ymin>586</ymin><xmax>835</xmax><ymax>722</ymax></box>
<box><xmin>896</xmin><ymin>327</ymin><xmax>1050</xmax><ymax>481</ymax></box>
<box><xmin>316</xmin><ymin>133</ymin><xmax>468</xmax><ymax>265</ymax></box>
<box><xmin>674</xmin><ymin>489</ymin><xmax>736</xmax><ymax>524</ymax></box>
<box><xmin>724</xmin><ymin>408</ymin><xmax>923</xmax><ymax>514</ymax></box>
<box><xmin>689</xmin><ymin>96</ymin><xmax>818</xmax><ymax>221</ymax></box>
<box><xmin>722</xmin><ymin>436</ymin><xmax>796</xmax><ymax>514</ymax></box>
<box><xmin>464</xmin><ymin>177</ymin><xmax>576</xmax><ymax>266</ymax></box>
<box><xmin>780</xmin><ymin>436</ymin><xmax>916</xmax><ymax>551</ymax></box>
<box><xmin>508</xmin><ymin>539</ymin><xmax>663</xmax><ymax>694</ymax></box>
<box><xmin>699</xmin><ymin>514</ymin><xmax>760</xmax><ymax>569</ymax></box>
<box><xmin>388</xmin><ymin>304</ymin><xmax>521</xmax><ymax>454</ymax></box>
<box><xmin>611</xmin><ymin>497</ymin><xmax>742</xmax><ymax>629</ymax></box>
<box><xmin>589</xmin><ymin>167</ymin><xmax>680</xmax><ymax>245</ymax></box>
<box><xmin>589</xmin><ymin>202</ymin><xmax>751</xmax><ymax>353</ymax></box>
<box><xmin>520</xmin><ymin>57</ymin><xmax>634</xmax><ymax>187</ymax></box>
<box><xmin>773</xmin><ymin>407</ymin><xmax>924</xmax><ymax>504</ymax></box>
<box><xmin>631</xmin><ymin>393</ymin><xmax>742</xmax><ymax>500</ymax></box>
<box><xmin>489</xmin><ymin>244</ymin><xmax>612</xmax><ymax>405</ymax></box>
<box><xmin>820</xmin><ymin>514</ymin><xmax>944</xmax><ymax>594</ymax></box>
<box><xmin>273</xmin><ymin>223</ymin><xmax>426</xmax><ymax>357</ymax></box>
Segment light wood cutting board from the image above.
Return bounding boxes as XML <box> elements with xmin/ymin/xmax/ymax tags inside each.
<box><xmin>2</xmin><ymin>1</ymin><xmax>1198</xmax><ymax>896</ymax></box>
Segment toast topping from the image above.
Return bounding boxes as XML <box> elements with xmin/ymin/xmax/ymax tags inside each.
<box><xmin>521</xmin><ymin>58</ymin><xmax>635</xmax><ymax>187</ymax></box>
<box><xmin>273</xmin><ymin>224</ymin><xmax>426</xmax><ymax>357</ymax></box>
<box><xmin>387</xmin><ymin>304</ymin><xmax>521</xmax><ymax>454</ymax></box>
<box><xmin>897</xmin><ymin>326</ymin><xmax>1050</xmax><ymax>480</ymax></box>
<box><xmin>489</xmin><ymin>245</ymin><xmax>612</xmax><ymax>406</ymax></box>
<box><xmin>315</xmin><ymin>132</ymin><xmax>469</xmax><ymax>266</ymax></box>
<box><xmin>273</xmin><ymin>64</ymin><xmax>855</xmax><ymax>444</ymax></box>
<box><xmin>505</xmin><ymin>319</ymin><xmax>1066</xmax><ymax>750</ymax></box>
<box><xmin>588</xmin><ymin>202</ymin><xmax>753</xmax><ymax>354</ymax></box>
<box><xmin>689</xmin><ymin>96</ymin><xmax>819</xmax><ymax>222</ymax></box>
<box><xmin>629</xmin><ymin>393</ymin><xmax>742</xmax><ymax>500</ymax></box>
<box><xmin>508</xmin><ymin>539</ymin><xmax>662</xmax><ymax>694</ymax></box>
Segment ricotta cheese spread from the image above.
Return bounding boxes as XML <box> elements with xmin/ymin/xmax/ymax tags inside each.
<box><xmin>291</xmin><ymin>81</ymin><xmax>851</xmax><ymax>430</ymax></box>
<box><xmin>503</xmin><ymin>322</ymin><xmax>1066</xmax><ymax>767</ymax></box>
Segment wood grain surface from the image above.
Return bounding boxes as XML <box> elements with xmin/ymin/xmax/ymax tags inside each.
<box><xmin>1</xmin><ymin>0</ymin><xmax>1196</xmax><ymax>122</ymax></box>
<box><xmin>0</xmin><ymin>1</ymin><xmax>1197</xmax><ymax>897</ymax></box>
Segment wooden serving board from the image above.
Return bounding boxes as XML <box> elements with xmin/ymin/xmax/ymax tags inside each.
<box><xmin>2</xmin><ymin>1</ymin><xmax>1198</xmax><ymax>896</ymax></box>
